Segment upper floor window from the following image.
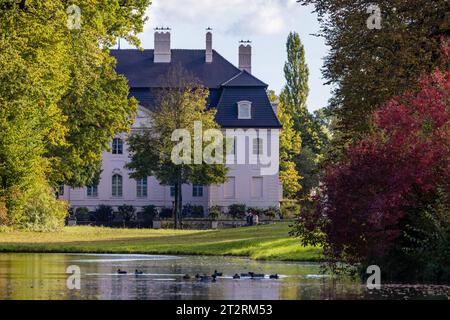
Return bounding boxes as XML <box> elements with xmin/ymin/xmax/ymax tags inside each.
<box><xmin>192</xmin><ymin>185</ymin><xmax>204</xmax><ymax>197</ymax></box>
<box><xmin>237</xmin><ymin>101</ymin><xmax>252</xmax><ymax>119</ymax></box>
<box><xmin>57</xmin><ymin>184</ymin><xmax>65</xmax><ymax>197</ymax></box>
<box><xmin>112</xmin><ymin>174</ymin><xmax>123</xmax><ymax>197</ymax></box>
<box><xmin>253</xmin><ymin>138</ymin><xmax>263</xmax><ymax>155</ymax></box>
<box><xmin>87</xmin><ymin>184</ymin><xmax>98</xmax><ymax>198</ymax></box>
<box><xmin>112</xmin><ymin>138</ymin><xmax>123</xmax><ymax>155</ymax></box>
<box><xmin>170</xmin><ymin>185</ymin><xmax>176</xmax><ymax>198</ymax></box>
<box><xmin>136</xmin><ymin>178</ymin><xmax>148</xmax><ymax>198</ymax></box>
<box><xmin>226</xmin><ymin>136</ymin><xmax>236</xmax><ymax>155</ymax></box>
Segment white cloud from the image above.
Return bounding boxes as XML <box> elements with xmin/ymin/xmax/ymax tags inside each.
<box><xmin>145</xmin><ymin>0</ymin><xmax>301</xmax><ymax>35</ymax></box>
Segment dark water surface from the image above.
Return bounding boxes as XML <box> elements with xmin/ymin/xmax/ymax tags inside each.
<box><xmin>0</xmin><ymin>253</ymin><xmax>448</xmax><ymax>300</ymax></box>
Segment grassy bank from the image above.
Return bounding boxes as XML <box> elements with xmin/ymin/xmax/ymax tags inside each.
<box><xmin>0</xmin><ymin>223</ymin><xmax>323</xmax><ymax>261</ymax></box>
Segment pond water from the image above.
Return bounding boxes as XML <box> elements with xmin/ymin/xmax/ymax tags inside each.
<box><xmin>0</xmin><ymin>253</ymin><xmax>448</xmax><ymax>300</ymax></box>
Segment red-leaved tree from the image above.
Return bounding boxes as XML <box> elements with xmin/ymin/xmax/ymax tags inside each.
<box><xmin>293</xmin><ymin>70</ymin><xmax>450</xmax><ymax>280</ymax></box>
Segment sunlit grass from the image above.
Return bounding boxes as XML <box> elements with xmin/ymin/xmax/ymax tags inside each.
<box><xmin>0</xmin><ymin>223</ymin><xmax>323</xmax><ymax>261</ymax></box>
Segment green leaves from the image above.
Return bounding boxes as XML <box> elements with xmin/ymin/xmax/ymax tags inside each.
<box><xmin>0</xmin><ymin>0</ymin><xmax>150</xmax><ymax>229</ymax></box>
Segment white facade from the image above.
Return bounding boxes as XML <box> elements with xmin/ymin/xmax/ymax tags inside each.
<box><xmin>63</xmin><ymin>106</ymin><xmax>282</xmax><ymax>214</ymax></box>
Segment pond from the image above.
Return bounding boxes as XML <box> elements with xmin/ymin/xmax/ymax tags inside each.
<box><xmin>0</xmin><ymin>253</ymin><xmax>448</xmax><ymax>300</ymax></box>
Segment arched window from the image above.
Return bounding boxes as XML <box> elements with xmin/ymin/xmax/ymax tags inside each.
<box><xmin>237</xmin><ymin>101</ymin><xmax>252</xmax><ymax>119</ymax></box>
<box><xmin>112</xmin><ymin>174</ymin><xmax>123</xmax><ymax>197</ymax></box>
<box><xmin>136</xmin><ymin>178</ymin><xmax>148</xmax><ymax>198</ymax></box>
<box><xmin>112</xmin><ymin>138</ymin><xmax>123</xmax><ymax>155</ymax></box>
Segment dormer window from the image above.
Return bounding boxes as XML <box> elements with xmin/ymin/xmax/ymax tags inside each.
<box><xmin>237</xmin><ymin>101</ymin><xmax>252</xmax><ymax>119</ymax></box>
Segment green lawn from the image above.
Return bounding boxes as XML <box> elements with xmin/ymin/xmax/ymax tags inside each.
<box><xmin>0</xmin><ymin>223</ymin><xmax>323</xmax><ymax>261</ymax></box>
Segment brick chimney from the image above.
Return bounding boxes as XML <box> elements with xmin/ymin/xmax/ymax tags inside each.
<box><xmin>239</xmin><ymin>41</ymin><xmax>252</xmax><ymax>74</ymax></box>
<box><xmin>154</xmin><ymin>28</ymin><xmax>171</xmax><ymax>63</ymax></box>
<box><xmin>206</xmin><ymin>28</ymin><xmax>213</xmax><ymax>63</ymax></box>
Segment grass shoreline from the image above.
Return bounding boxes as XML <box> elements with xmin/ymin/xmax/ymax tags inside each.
<box><xmin>0</xmin><ymin>223</ymin><xmax>323</xmax><ymax>262</ymax></box>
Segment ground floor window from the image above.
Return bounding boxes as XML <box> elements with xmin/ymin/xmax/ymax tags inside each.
<box><xmin>251</xmin><ymin>177</ymin><xmax>263</xmax><ymax>198</ymax></box>
<box><xmin>87</xmin><ymin>184</ymin><xmax>98</xmax><ymax>198</ymax></box>
<box><xmin>136</xmin><ymin>178</ymin><xmax>148</xmax><ymax>198</ymax></box>
<box><xmin>170</xmin><ymin>185</ymin><xmax>176</xmax><ymax>197</ymax></box>
<box><xmin>192</xmin><ymin>185</ymin><xmax>203</xmax><ymax>197</ymax></box>
<box><xmin>112</xmin><ymin>174</ymin><xmax>123</xmax><ymax>197</ymax></box>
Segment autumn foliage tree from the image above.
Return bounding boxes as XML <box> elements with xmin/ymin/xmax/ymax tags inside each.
<box><xmin>292</xmin><ymin>70</ymin><xmax>450</xmax><ymax>282</ymax></box>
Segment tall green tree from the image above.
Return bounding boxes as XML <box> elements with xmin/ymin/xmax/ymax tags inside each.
<box><xmin>280</xmin><ymin>32</ymin><xmax>321</xmax><ymax>154</ymax></box>
<box><xmin>299</xmin><ymin>0</ymin><xmax>450</xmax><ymax>146</ymax></box>
<box><xmin>268</xmin><ymin>90</ymin><xmax>302</xmax><ymax>198</ymax></box>
<box><xmin>280</xmin><ymin>32</ymin><xmax>331</xmax><ymax>198</ymax></box>
<box><xmin>0</xmin><ymin>0</ymin><xmax>150</xmax><ymax>230</ymax></box>
<box><xmin>127</xmin><ymin>65</ymin><xmax>228</xmax><ymax>229</ymax></box>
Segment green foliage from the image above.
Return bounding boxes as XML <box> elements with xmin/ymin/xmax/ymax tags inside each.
<box><xmin>295</xmin><ymin>147</ymin><xmax>319</xmax><ymax>198</ymax></box>
<box><xmin>280</xmin><ymin>201</ymin><xmax>301</xmax><ymax>219</ymax></box>
<box><xmin>247</xmin><ymin>207</ymin><xmax>265</xmax><ymax>216</ymax></box>
<box><xmin>118</xmin><ymin>204</ymin><xmax>136</xmax><ymax>222</ymax></box>
<box><xmin>0</xmin><ymin>0</ymin><xmax>150</xmax><ymax>230</ymax></box>
<box><xmin>94</xmin><ymin>205</ymin><xmax>114</xmax><ymax>222</ymax></box>
<box><xmin>142</xmin><ymin>205</ymin><xmax>158</xmax><ymax>220</ymax></box>
<box><xmin>182</xmin><ymin>204</ymin><xmax>204</xmax><ymax>218</ymax></box>
<box><xmin>74</xmin><ymin>207</ymin><xmax>89</xmax><ymax>221</ymax></box>
<box><xmin>300</xmin><ymin>0</ymin><xmax>450</xmax><ymax>144</ymax></box>
<box><xmin>278</xmin><ymin>32</ymin><xmax>332</xmax><ymax>198</ymax></box>
<box><xmin>228</xmin><ymin>204</ymin><xmax>247</xmax><ymax>219</ymax></box>
<box><xmin>277</xmin><ymin>99</ymin><xmax>302</xmax><ymax>198</ymax></box>
<box><xmin>208</xmin><ymin>206</ymin><xmax>222</xmax><ymax>220</ymax></box>
<box><xmin>159</xmin><ymin>208</ymin><xmax>173</xmax><ymax>219</ymax></box>
<box><xmin>264</xmin><ymin>207</ymin><xmax>281</xmax><ymax>219</ymax></box>
<box><xmin>127</xmin><ymin>65</ymin><xmax>228</xmax><ymax>228</ymax></box>
<box><xmin>12</xmin><ymin>176</ymin><xmax>69</xmax><ymax>232</ymax></box>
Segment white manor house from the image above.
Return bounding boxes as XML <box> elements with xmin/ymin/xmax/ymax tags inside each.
<box><xmin>62</xmin><ymin>30</ymin><xmax>283</xmax><ymax>214</ymax></box>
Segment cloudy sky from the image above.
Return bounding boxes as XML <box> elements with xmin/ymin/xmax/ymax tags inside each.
<box><xmin>121</xmin><ymin>0</ymin><xmax>331</xmax><ymax>111</ymax></box>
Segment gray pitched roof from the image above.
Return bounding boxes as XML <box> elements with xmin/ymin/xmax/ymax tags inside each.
<box><xmin>110</xmin><ymin>49</ymin><xmax>281</xmax><ymax>128</ymax></box>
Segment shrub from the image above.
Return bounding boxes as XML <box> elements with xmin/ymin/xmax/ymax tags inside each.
<box><xmin>208</xmin><ymin>206</ymin><xmax>222</xmax><ymax>220</ymax></box>
<box><xmin>264</xmin><ymin>207</ymin><xmax>281</xmax><ymax>219</ymax></box>
<box><xmin>94</xmin><ymin>205</ymin><xmax>114</xmax><ymax>222</ymax></box>
<box><xmin>182</xmin><ymin>204</ymin><xmax>204</xmax><ymax>218</ymax></box>
<box><xmin>159</xmin><ymin>207</ymin><xmax>173</xmax><ymax>219</ymax></box>
<box><xmin>141</xmin><ymin>205</ymin><xmax>158</xmax><ymax>221</ymax></box>
<box><xmin>118</xmin><ymin>205</ymin><xmax>136</xmax><ymax>222</ymax></box>
<box><xmin>281</xmin><ymin>201</ymin><xmax>300</xmax><ymax>219</ymax></box>
<box><xmin>17</xmin><ymin>179</ymin><xmax>68</xmax><ymax>232</ymax></box>
<box><xmin>247</xmin><ymin>207</ymin><xmax>264</xmax><ymax>216</ymax></box>
<box><xmin>75</xmin><ymin>207</ymin><xmax>89</xmax><ymax>221</ymax></box>
<box><xmin>0</xmin><ymin>197</ymin><xmax>9</xmax><ymax>226</ymax></box>
<box><xmin>228</xmin><ymin>204</ymin><xmax>246</xmax><ymax>219</ymax></box>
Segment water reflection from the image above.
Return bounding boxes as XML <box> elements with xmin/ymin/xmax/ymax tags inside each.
<box><xmin>0</xmin><ymin>253</ymin><xmax>448</xmax><ymax>300</ymax></box>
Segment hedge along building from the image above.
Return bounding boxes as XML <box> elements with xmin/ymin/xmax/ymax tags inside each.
<box><xmin>62</xmin><ymin>30</ymin><xmax>283</xmax><ymax>214</ymax></box>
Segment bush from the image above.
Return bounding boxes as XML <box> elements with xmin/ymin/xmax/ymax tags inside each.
<box><xmin>141</xmin><ymin>205</ymin><xmax>158</xmax><ymax>221</ymax></box>
<box><xmin>0</xmin><ymin>197</ymin><xmax>9</xmax><ymax>226</ymax></box>
<box><xmin>208</xmin><ymin>206</ymin><xmax>222</xmax><ymax>220</ymax></box>
<box><xmin>247</xmin><ymin>207</ymin><xmax>264</xmax><ymax>216</ymax></box>
<box><xmin>74</xmin><ymin>207</ymin><xmax>89</xmax><ymax>221</ymax></box>
<box><xmin>182</xmin><ymin>204</ymin><xmax>204</xmax><ymax>218</ymax></box>
<box><xmin>280</xmin><ymin>201</ymin><xmax>300</xmax><ymax>219</ymax></box>
<box><xmin>94</xmin><ymin>205</ymin><xmax>114</xmax><ymax>222</ymax></box>
<box><xmin>228</xmin><ymin>204</ymin><xmax>246</xmax><ymax>219</ymax></box>
<box><xmin>118</xmin><ymin>204</ymin><xmax>136</xmax><ymax>222</ymax></box>
<box><xmin>264</xmin><ymin>206</ymin><xmax>281</xmax><ymax>219</ymax></box>
<box><xmin>16</xmin><ymin>179</ymin><xmax>68</xmax><ymax>232</ymax></box>
<box><xmin>159</xmin><ymin>207</ymin><xmax>173</xmax><ymax>219</ymax></box>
